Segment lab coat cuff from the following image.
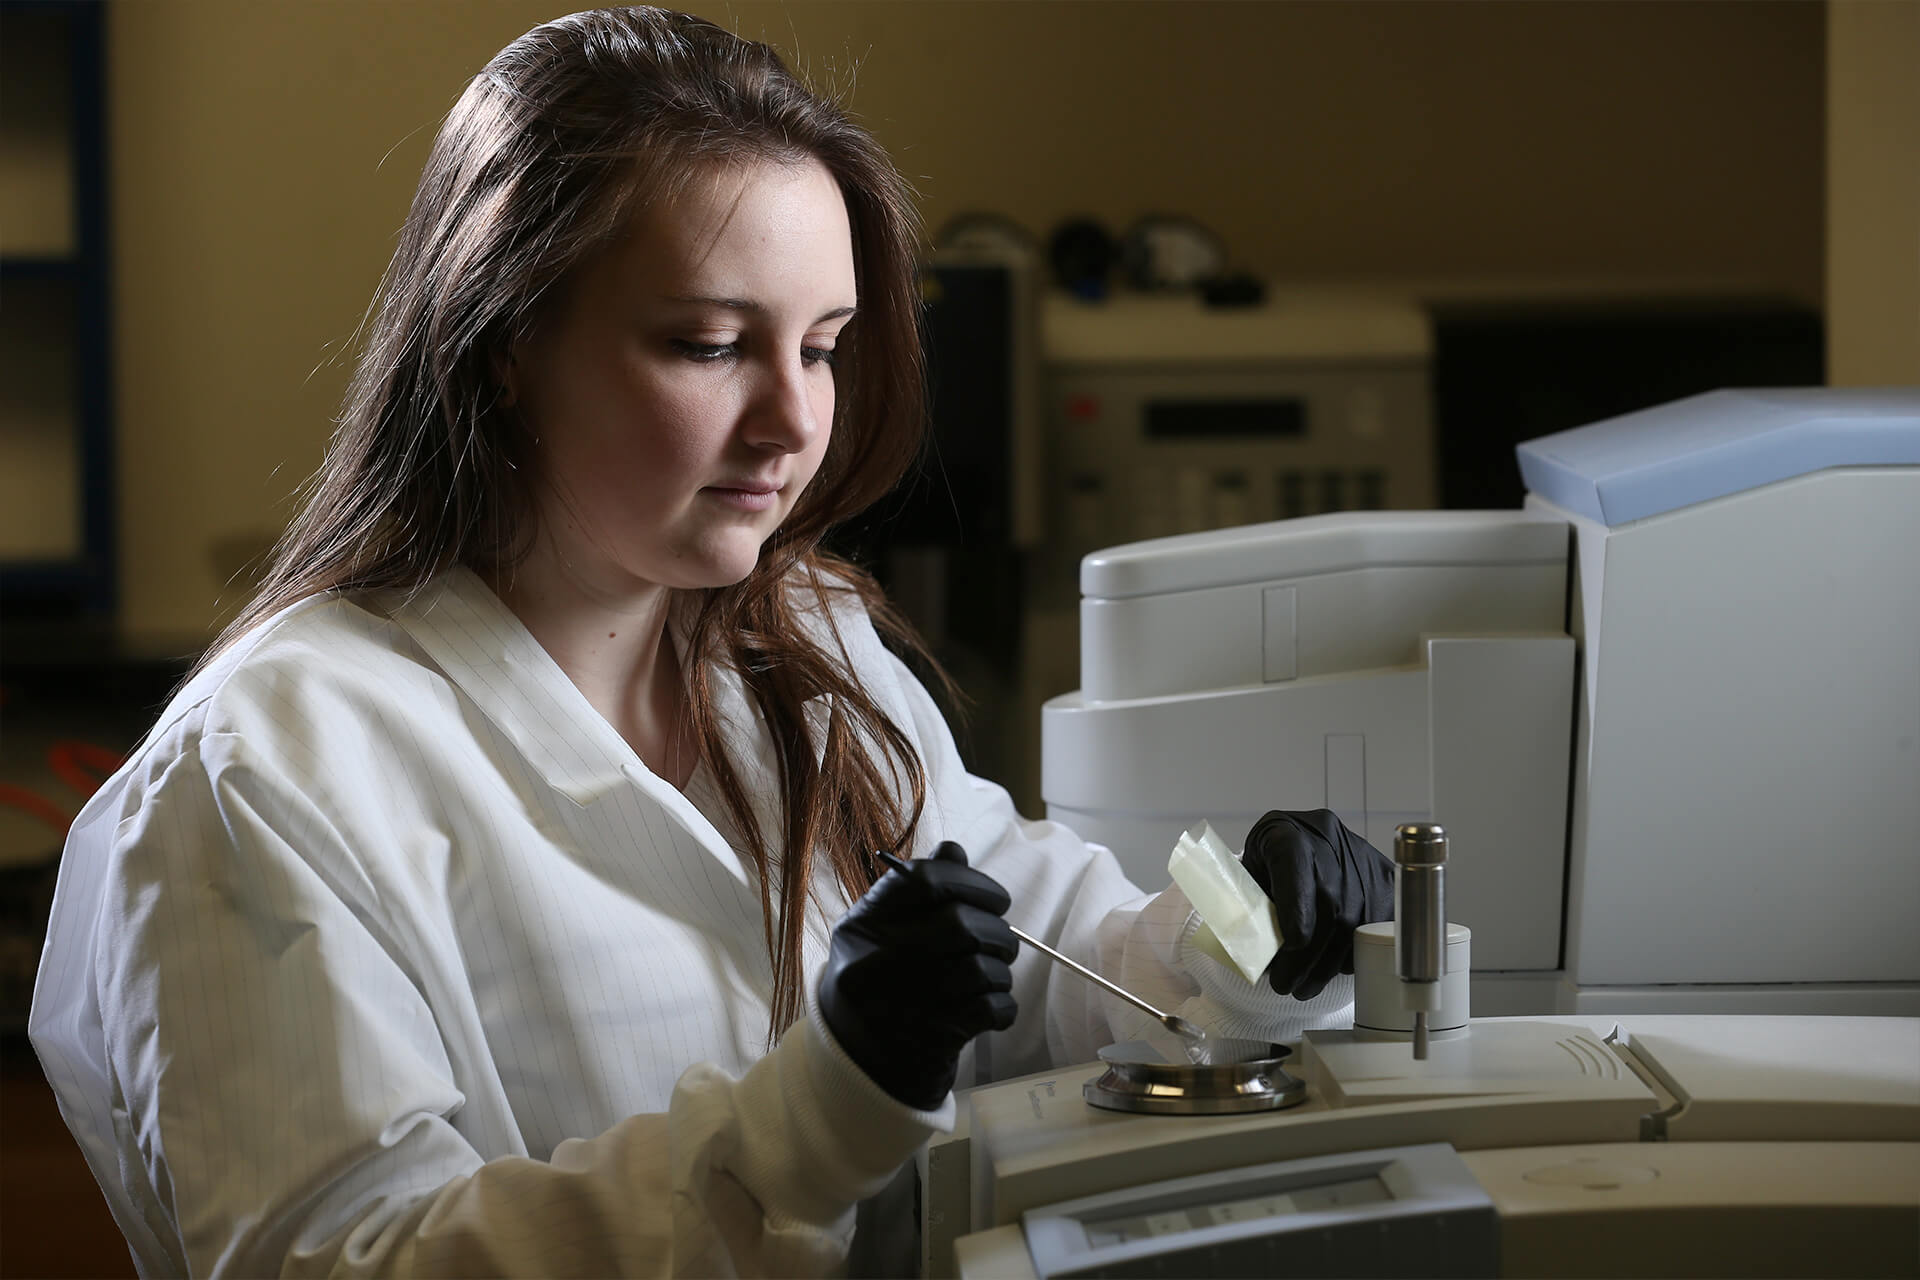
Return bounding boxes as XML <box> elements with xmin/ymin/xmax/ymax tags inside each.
<box><xmin>803</xmin><ymin>992</ymin><xmax>958</xmax><ymax>1139</ymax></box>
<box><xmin>724</xmin><ymin>999</ymin><xmax>949</xmax><ymax>1240</ymax></box>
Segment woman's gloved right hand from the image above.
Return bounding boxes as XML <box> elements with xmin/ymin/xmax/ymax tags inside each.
<box><xmin>818</xmin><ymin>841</ymin><xmax>1019</xmax><ymax>1110</ymax></box>
<box><xmin>1240</xmin><ymin>808</ymin><xmax>1395</xmax><ymax>1002</ymax></box>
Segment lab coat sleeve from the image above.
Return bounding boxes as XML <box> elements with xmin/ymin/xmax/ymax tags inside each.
<box><xmin>872</xmin><ymin>645</ymin><xmax>1355</xmax><ymax>1077</ymax></box>
<box><xmin>85</xmin><ymin>725</ymin><xmax>943</xmax><ymax>1278</ymax></box>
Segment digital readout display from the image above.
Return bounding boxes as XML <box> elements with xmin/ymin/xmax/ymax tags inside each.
<box><xmin>1144</xmin><ymin>399</ymin><xmax>1308</xmax><ymax>438</ymax></box>
<box><xmin>1083</xmin><ymin>1174</ymin><xmax>1390</xmax><ymax>1248</ymax></box>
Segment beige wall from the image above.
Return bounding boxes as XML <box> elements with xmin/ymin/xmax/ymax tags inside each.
<box><xmin>1826</xmin><ymin>0</ymin><xmax>1920</xmax><ymax>385</ymax></box>
<box><xmin>106</xmin><ymin>0</ymin><xmax>1825</xmax><ymax>642</ymax></box>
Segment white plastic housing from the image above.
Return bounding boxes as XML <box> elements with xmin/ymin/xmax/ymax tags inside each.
<box><xmin>1042</xmin><ymin>510</ymin><xmax>1574</xmax><ymax>975</ymax></box>
<box><xmin>1538</xmin><ymin>465</ymin><xmax>1920</xmax><ymax>987</ymax></box>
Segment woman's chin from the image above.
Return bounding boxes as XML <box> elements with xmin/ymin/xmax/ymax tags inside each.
<box><xmin>671</xmin><ymin>544</ymin><xmax>770</xmax><ymax>591</ymax></box>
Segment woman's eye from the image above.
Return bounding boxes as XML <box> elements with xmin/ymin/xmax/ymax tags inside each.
<box><xmin>802</xmin><ymin>345</ymin><xmax>837</xmax><ymax>368</ymax></box>
<box><xmin>671</xmin><ymin>340</ymin><xmax>736</xmax><ymax>362</ymax></box>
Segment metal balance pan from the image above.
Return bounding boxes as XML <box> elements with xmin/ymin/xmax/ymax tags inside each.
<box><xmin>1084</xmin><ymin>1037</ymin><xmax>1307</xmax><ymax>1115</ymax></box>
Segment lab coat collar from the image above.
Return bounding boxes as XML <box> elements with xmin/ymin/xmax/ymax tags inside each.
<box><xmin>385</xmin><ymin>568</ymin><xmax>634</xmax><ymax>804</ymax></box>
<box><xmin>386</xmin><ymin>570</ymin><xmax>764</xmax><ymax>891</ymax></box>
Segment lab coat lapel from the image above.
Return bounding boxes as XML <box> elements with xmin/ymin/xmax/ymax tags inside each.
<box><xmin>388</xmin><ymin>569</ymin><xmax>753</xmax><ymax>889</ymax></box>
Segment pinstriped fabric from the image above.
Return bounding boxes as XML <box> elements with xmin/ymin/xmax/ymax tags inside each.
<box><xmin>29</xmin><ymin>575</ymin><xmax>842</xmax><ymax>1273</ymax></box>
<box><xmin>28</xmin><ymin>569</ymin><xmax>1340</xmax><ymax>1275</ymax></box>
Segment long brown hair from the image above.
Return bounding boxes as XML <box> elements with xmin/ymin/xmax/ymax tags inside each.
<box><xmin>203</xmin><ymin>7</ymin><xmax>936</xmax><ymax>1035</ymax></box>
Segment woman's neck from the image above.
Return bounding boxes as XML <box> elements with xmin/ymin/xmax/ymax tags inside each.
<box><xmin>490</xmin><ymin>560</ymin><xmax>696</xmax><ymax>789</ymax></box>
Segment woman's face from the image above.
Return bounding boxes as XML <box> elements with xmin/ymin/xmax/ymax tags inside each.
<box><xmin>509</xmin><ymin>156</ymin><xmax>856</xmax><ymax>599</ymax></box>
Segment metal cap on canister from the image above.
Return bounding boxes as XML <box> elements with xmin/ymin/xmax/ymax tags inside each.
<box><xmin>1394</xmin><ymin>822</ymin><xmax>1448</xmax><ymax>866</ymax></box>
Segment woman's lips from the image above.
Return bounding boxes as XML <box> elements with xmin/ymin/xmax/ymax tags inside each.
<box><xmin>704</xmin><ymin>484</ymin><xmax>780</xmax><ymax>512</ymax></box>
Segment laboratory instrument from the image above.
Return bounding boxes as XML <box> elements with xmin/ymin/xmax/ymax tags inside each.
<box><xmin>1040</xmin><ymin>388</ymin><xmax>1920</xmax><ymax>1015</ymax></box>
<box><xmin>1039</xmin><ymin>291</ymin><xmax>1435</xmax><ymax>553</ymax></box>
<box><xmin>918</xmin><ymin>390</ymin><xmax>1920</xmax><ymax>1278</ymax></box>
<box><xmin>927</xmin><ymin>1012</ymin><xmax>1920</xmax><ymax>1278</ymax></box>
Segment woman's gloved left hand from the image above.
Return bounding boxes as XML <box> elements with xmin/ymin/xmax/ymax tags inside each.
<box><xmin>1239</xmin><ymin>809</ymin><xmax>1395</xmax><ymax>1001</ymax></box>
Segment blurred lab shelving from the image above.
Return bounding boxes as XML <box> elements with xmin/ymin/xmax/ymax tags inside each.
<box><xmin>2</xmin><ymin>0</ymin><xmax>114</xmax><ymax>623</ymax></box>
<box><xmin>1</xmin><ymin>10</ymin><xmax>139</xmax><ymax>1276</ymax></box>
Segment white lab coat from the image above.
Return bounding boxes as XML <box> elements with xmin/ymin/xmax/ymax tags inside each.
<box><xmin>30</xmin><ymin>567</ymin><xmax>1349</xmax><ymax>1277</ymax></box>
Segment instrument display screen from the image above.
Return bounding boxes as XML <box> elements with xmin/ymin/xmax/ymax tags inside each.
<box><xmin>1145</xmin><ymin>398</ymin><xmax>1307</xmax><ymax>438</ymax></box>
<box><xmin>1081</xmin><ymin>1174</ymin><xmax>1390</xmax><ymax>1247</ymax></box>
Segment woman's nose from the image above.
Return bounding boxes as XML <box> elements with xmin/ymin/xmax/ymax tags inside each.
<box><xmin>745</xmin><ymin>359</ymin><xmax>825</xmax><ymax>453</ymax></box>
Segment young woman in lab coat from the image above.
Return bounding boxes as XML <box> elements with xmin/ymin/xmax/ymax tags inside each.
<box><xmin>30</xmin><ymin>8</ymin><xmax>1392</xmax><ymax>1276</ymax></box>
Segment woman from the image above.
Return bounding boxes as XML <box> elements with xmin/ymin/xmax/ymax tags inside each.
<box><xmin>31</xmin><ymin>9</ymin><xmax>1388</xmax><ymax>1276</ymax></box>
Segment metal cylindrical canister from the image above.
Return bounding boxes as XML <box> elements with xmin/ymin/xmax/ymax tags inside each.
<box><xmin>1394</xmin><ymin>822</ymin><xmax>1447</xmax><ymax>984</ymax></box>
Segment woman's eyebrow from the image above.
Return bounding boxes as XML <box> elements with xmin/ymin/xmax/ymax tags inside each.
<box><xmin>665</xmin><ymin>294</ymin><xmax>857</xmax><ymax>324</ymax></box>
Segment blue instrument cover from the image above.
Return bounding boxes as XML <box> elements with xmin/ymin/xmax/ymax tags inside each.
<box><xmin>1515</xmin><ymin>388</ymin><xmax>1920</xmax><ymax>526</ymax></box>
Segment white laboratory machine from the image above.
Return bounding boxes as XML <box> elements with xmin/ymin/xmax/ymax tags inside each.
<box><xmin>1012</xmin><ymin>290</ymin><xmax>1435</xmax><ymax>814</ymax></box>
<box><xmin>1040</xmin><ymin>388</ymin><xmax>1920</xmax><ymax>1015</ymax></box>
<box><xmin>932</xmin><ymin>1013</ymin><xmax>1920</xmax><ymax>1279</ymax></box>
<box><xmin>1039</xmin><ymin>291</ymin><xmax>1436</xmax><ymax>556</ymax></box>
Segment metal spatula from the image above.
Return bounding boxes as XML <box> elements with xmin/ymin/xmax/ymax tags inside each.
<box><xmin>875</xmin><ymin>850</ymin><xmax>1208</xmax><ymax>1047</ymax></box>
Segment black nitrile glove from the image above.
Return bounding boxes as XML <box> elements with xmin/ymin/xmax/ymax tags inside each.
<box><xmin>1240</xmin><ymin>809</ymin><xmax>1395</xmax><ymax>1001</ymax></box>
<box><xmin>818</xmin><ymin>841</ymin><xmax>1019</xmax><ymax>1110</ymax></box>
